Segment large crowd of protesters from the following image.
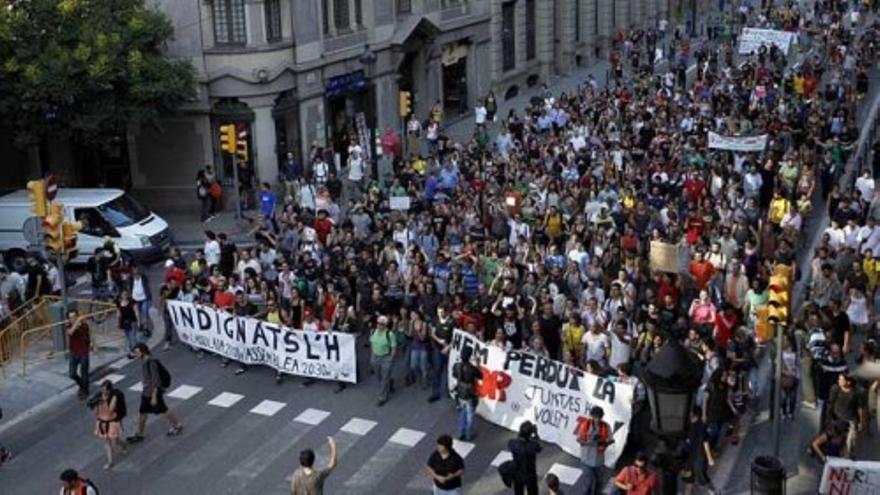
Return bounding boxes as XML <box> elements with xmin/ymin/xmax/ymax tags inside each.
<box><xmin>0</xmin><ymin>0</ymin><xmax>875</xmax><ymax>491</ymax></box>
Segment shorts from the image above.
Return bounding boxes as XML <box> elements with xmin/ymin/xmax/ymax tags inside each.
<box><xmin>139</xmin><ymin>390</ymin><xmax>168</xmax><ymax>415</ymax></box>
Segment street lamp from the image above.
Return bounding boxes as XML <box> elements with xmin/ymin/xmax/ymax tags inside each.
<box><xmin>642</xmin><ymin>339</ymin><xmax>703</xmax><ymax>436</ymax></box>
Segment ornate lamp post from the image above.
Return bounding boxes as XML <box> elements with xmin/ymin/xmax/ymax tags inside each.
<box><xmin>642</xmin><ymin>339</ymin><xmax>703</xmax><ymax>436</ymax></box>
<box><xmin>358</xmin><ymin>44</ymin><xmax>378</xmax><ymax>183</ymax></box>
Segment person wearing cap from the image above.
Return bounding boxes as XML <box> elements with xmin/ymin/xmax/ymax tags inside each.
<box><xmin>369</xmin><ymin>315</ymin><xmax>397</xmax><ymax>406</ymax></box>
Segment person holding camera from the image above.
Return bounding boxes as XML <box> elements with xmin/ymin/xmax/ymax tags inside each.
<box><xmin>452</xmin><ymin>346</ymin><xmax>480</xmax><ymax>441</ymax></box>
<box><xmin>90</xmin><ymin>380</ymin><xmax>127</xmax><ymax>469</ymax></box>
<box><xmin>508</xmin><ymin>420</ymin><xmax>542</xmax><ymax>495</ymax></box>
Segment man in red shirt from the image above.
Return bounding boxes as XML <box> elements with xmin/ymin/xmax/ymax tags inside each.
<box><xmin>683</xmin><ymin>171</ymin><xmax>705</xmax><ymax>204</ymax></box>
<box><xmin>213</xmin><ymin>277</ymin><xmax>235</xmax><ymax>310</ymax></box>
<box><xmin>614</xmin><ymin>453</ymin><xmax>660</xmax><ymax>494</ymax></box>
<box><xmin>66</xmin><ymin>309</ymin><xmax>91</xmax><ymax>400</ymax></box>
<box><xmin>314</xmin><ymin>209</ymin><xmax>335</xmax><ymax>245</ymax></box>
<box><xmin>163</xmin><ymin>259</ymin><xmax>186</xmax><ymax>287</ymax></box>
<box><xmin>689</xmin><ymin>251</ymin><xmax>715</xmax><ymax>291</ymax></box>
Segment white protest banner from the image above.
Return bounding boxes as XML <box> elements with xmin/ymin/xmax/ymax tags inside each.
<box><xmin>819</xmin><ymin>457</ymin><xmax>880</xmax><ymax>494</ymax></box>
<box><xmin>390</xmin><ymin>196</ymin><xmax>411</xmax><ymax>210</ymax></box>
<box><xmin>738</xmin><ymin>28</ymin><xmax>796</xmax><ymax>55</ymax></box>
<box><xmin>707</xmin><ymin>132</ymin><xmax>768</xmax><ymax>152</ymax></box>
<box><xmin>448</xmin><ymin>330</ymin><xmax>633</xmax><ymax>467</ymax></box>
<box><xmin>167</xmin><ymin>301</ymin><xmax>357</xmax><ymax>383</ymax></box>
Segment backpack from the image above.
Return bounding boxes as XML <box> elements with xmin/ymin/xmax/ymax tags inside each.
<box><xmin>209</xmin><ymin>181</ymin><xmax>222</xmax><ymax>199</ymax></box>
<box><xmin>497</xmin><ymin>459</ymin><xmax>515</xmax><ymax>487</ymax></box>
<box><xmin>153</xmin><ymin>359</ymin><xmax>172</xmax><ymax>389</ymax></box>
<box><xmin>112</xmin><ymin>389</ymin><xmax>127</xmax><ymax>421</ymax></box>
<box><xmin>80</xmin><ymin>479</ymin><xmax>100</xmax><ymax>495</ymax></box>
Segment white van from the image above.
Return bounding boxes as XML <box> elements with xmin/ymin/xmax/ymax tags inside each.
<box><xmin>0</xmin><ymin>188</ymin><xmax>173</xmax><ymax>271</ymax></box>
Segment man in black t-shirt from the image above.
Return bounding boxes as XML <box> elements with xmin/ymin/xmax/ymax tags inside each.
<box><xmin>428</xmin><ymin>306</ymin><xmax>455</xmax><ymax>403</ymax></box>
<box><xmin>218</xmin><ymin>233</ymin><xmax>237</xmax><ymax>279</ymax></box>
<box><xmin>828</xmin><ymin>374</ymin><xmax>867</xmax><ymax>455</ymax></box>
<box><xmin>25</xmin><ymin>253</ymin><xmax>47</xmax><ymax>300</ymax></box>
<box><xmin>425</xmin><ymin>434</ymin><xmax>464</xmax><ymax>493</ymax></box>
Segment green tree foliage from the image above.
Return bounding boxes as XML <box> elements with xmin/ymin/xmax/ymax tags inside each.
<box><xmin>0</xmin><ymin>0</ymin><xmax>197</xmax><ymax>147</ymax></box>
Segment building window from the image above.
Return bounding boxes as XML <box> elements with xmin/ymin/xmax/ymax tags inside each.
<box><xmin>355</xmin><ymin>0</ymin><xmax>362</xmax><ymax>26</ymax></box>
<box><xmin>213</xmin><ymin>0</ymin><xmax>247</xmax><ymax>45</ymax></box>
<box><xmin>265</xmin><ymin>0</ymin><xmax>282</xmax><ymax>42</ymax></box>
<box><xmin>575</xmin><ymin>0</ymin><xmax>581</xmax><ymax>42</ymax></box>
<box><xmin>501</xmin><ymin>2</ymin><xmax>515</xmax><ymax>71</ymax></box>
<box><xmin>593</xmin><ymin>0</ymin><xmax>599</xmax><ymax>36</ymax></box>
<box><xmin>322</xmin><ymin>0</ymin><xmax>330</xmax><ymax>34</ymax></box>
<box><xmin>398</xmin><ymin>0</ymin><xmax>412</xmax><ymax>12</ymax></box>
<box><xmin>525</xmin><ymin>0</ymin><xmax>536</xmax><ymax>60</ymax></box>
<box><xmin>333</xmin><ymin>0</ymin><xmax>350</xmax><ymax>31</ymax></box>
<box><xmin>611</xmin><ymin>0</ymin><xmax>617</xmax><ymax>29</ymax></box>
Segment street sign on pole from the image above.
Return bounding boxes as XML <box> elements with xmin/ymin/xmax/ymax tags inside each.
<box><xmin>45</xmin><ymin>174</ymin><xmax>58</xmax><ymax>201</ymax></box>
<box><xmin>22</xmin><ymin>216</ymin><xmax>43</xmax><ymax>246</ymax></box>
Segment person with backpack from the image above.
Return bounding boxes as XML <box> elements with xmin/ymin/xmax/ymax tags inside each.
<box><xmin>452</xmin><ymin>346</ymin><xmax>480</xmax><ymax>441</ymax></box>
<box><xmin>92</xmin><ymin>380</ymin><xmax>127</xmax><ymax>469</ymax></box>
<box><xmin>59</xmin><ymin>468</ymin><xmax>99</xmax><ymax>495</ymax></box>
<box><xmin>127</xmin><ymin>343</ymin><xmax>182</xmax><ymax>443</ymax></box>
<box><xmin>369</xmin><ymin>315</ymin><xmax>397</xmax><ymax>406</ymax></box>
<box><xmin>508</xmin><ymin>420</ymin><xmax>542</xmax><ymax>495</ymax></box>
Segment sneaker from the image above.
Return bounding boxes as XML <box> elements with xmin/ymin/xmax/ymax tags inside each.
<box><xmin>377</xmin><ymin>398</ymin><xmax>387</xmax><ymax>407</ymax></box>
<box><xmin>220</xmin><ymin>361</ymin><xmax>229</xmax><ymax>368</ymax></box>
<box><xmin>234</xmin><ymin>368</ymin><xmax>246</xmax><ymax>375</ymax></box>
<box><xmin>126</xmin><ymin>435</ymin><xmax>145</xmax><ymax>444</ymax></box>
<box><xmin>0</xmin><ymin>448</ymin><xmax>12</xmax><ymax>464</ymax></box>
<box><xmin>166</xmin><ymin>425</ymin><xmax>183</xmax><ymax>436</ymax></box>
<box><xmin>275</xmin><ymin>374</ymin><xmax>282</xmax><ymax>384</ymax></box>
<box><xmin>163</xmin><ymin>343</ymin><xmax>172</xmax><ymax>352</ymax></box>
<box><xmin>427</xmin><ymin>395</ymin><xmax>440</xmax><ymax>403</ymax></box>
<box><xmin>335</xmin><ymin>383</ymin><xmax>346</xmax><ymax>394</ymax></box>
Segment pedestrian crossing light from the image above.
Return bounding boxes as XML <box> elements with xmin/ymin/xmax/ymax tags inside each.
<box><xmin>62</xmin><ymin>220</ymin><xmax>82</xmax><ymax>258</ymax></box>
<box><xmin>399</xmin><ymin>91</ymin><xmax>412</xmax><ymax>117</ymax></box>
<box><xmin>27</xmin><ymin>179</ymin><xmax>47</xmax><ymax>217</ymax></box>
<box><xmin>236</xmin><ymin>127</ymin><xmax>249</xmax><ymax>163</ymax></box>
<box><xmin>219</xmin><ymin>124</ymin><xmax>236</xmax><ymax>154</ymax></box>
<box><xmin>43</xmin><ymin>203</ymin><xmax>65</xmax><ymax>254</ymax></box>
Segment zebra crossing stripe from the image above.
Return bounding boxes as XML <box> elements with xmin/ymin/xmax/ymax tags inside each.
<box><xmin>250</xmin><ymin>399</ymin><xmax>286</xmax><ymax>417</ymax></box>
<box><xmin>548</xmin><ymin>463</ymin><xmax>583</xmax><ymax>485</ymax></box>
<box><xmin>293</xmin><ymin>407</ymin><xmax>330</xmax><ymax>424</ymax></box>
<box><xmin>129</xmin><ymin>382</ymin><xmax>143</xmax><ymax>392</ymax></box>
<box><xmin>99</xmin><ymin>373</ymin><xmax>126</xmax><ymax>385</ymax></box>
<box><xmin>208</xmin><ymin>392</ymin><xmax>244</xmax><ymax>408</ymax></box>
<box><xmin>166</xmin><ymin>384</ymin><xmax>203</xmax><ymax>400</ymax></box>
<box><xmin>345</xmin><ymin>427</ymin><xmax>428</xmax><ymax>489</ymax></box>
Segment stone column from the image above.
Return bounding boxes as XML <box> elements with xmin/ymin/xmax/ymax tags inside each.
<box><xmin>252</xmin><ymin>105</ymin><xmax>277</xmax><ymax>184</ymax></box>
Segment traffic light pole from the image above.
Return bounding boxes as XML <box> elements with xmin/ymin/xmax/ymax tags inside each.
<box><xmin>231</xmin><ymin>148</ymin><xmax>242</xmax><ymax>220</ymax></box>
<box><xmin>771</xmin><ymin>321</ymin><xmax>784</xmax><ymax>458</ymax></box>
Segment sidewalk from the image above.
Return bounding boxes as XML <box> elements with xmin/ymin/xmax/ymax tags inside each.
<box><xmin>157</xmin><ymin>209</ymin><xmax>254</xmax><ymax>248</ymax></box>
<box><xmin>0</xmin><ymin>308</ymin><xmax>164</xmax><ymax>438</ymax></box>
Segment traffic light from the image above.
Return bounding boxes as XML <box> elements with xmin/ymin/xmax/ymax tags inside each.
<box><xmin>43</xmin><ymin>203</ymin><xmax>64</xmax><ymax>254</ymax></box>
<box><xmin>62</xmin><ymin>220</ymin><xmax>82</xmax><ymax>258</ymax></box>
<box><xmin>399</xmin><ymin>91</ymin><xmax>412</xmax><ymax>117</ymax></box>
<box><xmin>755</xmin><ymin>304</ymin><xmax>772</xmax><ymax>343</ymax></box>
<box><xmin>27</xmin><ymin>180</ymin><xmax>47</xmax><ymax>217</ymax></box>
<box><xmin>236</xmin><ymin>127</ymin><xmax>249</xmax><ymax>163</ymax></box>
<box><xmin>767</xmin><ymin>266</ymin><xmax>791</xmax><ymax>325</ymax></box>
<box><xmin>219</xmin><ymin>124</ymin><xmax>236</xmax><ymax>154</ymax></box>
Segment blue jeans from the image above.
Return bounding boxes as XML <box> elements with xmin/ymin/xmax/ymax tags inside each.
<box><xmin>409</xmin><ymin>348</ymin><xmax>429</xmax><ymax>386</ymax></box>
<box><xmin>583</xmin><ymin>464</ymin><xmax>604</xmax><ymax>495</ymax></box>
<box><xmin>431</xmin><ymin>348</ymin><xmax>448</xmax><ymax>398</ymax></box>
<box><xmin>457</xmin><ymin>399</ymin><xmax>475</xmax><ymax>440</ymax></box>
<box><xmin>123</xmin><ymin>321</ymin><xmax>140</xmax><ymax>353</ymax></box>
<box><xmin>69</xmin><ymin>352</ymin><xmax>90</xmax><ymax>394</ymax></box>
<box><xmin>135</xmin><ymin>299</ymin><xmax>151</xmax><ymax>331</ymax></box>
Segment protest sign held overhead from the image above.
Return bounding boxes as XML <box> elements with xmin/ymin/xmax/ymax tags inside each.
<box><xmin>707</xmin><ymin>132</ymin><xmax>768</xmax><ymax>152</ymax></box>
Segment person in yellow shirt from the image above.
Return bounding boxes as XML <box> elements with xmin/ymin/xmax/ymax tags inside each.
<box><xmin>768</xmin><ymin>190</ymin><xmax>791</xmax><ymax>225</ymax></box>
<box><xmin>863</xmin><ymin>250</ymin><xmax>880</xmax><ymax>291</ymax></box>
<box><xmin>793</xmin><ymin>73</ymin><xmax>805</xmax><ymax>97</ymax></box>
<box><xmin>561</xmin><ymin>314</ymin><xmax>586</xmax><ymax>366</ymax></box>
<box><xmin>411</xmin><ymin>154</ymin><xmax>427</xmax><ymax>176</ymax></box>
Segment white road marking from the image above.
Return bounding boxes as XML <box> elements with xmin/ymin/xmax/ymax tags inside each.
<box><xmin>208</xmin><ymin>392</ymin><xmax>244</xmax><ymax>408</ymax></box>
<box><xmin>166</xmin><ymin>384</ymin><xmax>202</xmax><ymax>400</ymax></box>
<box><xmin>250</xmin><ymin>399</ymin><xmax>287</xmax><ymax>417</ymax></box>
<box><xmin>548</xmin><ymin>463</ymin><xmax>583</xmax><ymax>485</ymax></box>
<box><xmin>99</xmin><ymin>373</ymin><xmax>126</xmax><ymax>384</ymax></box>
<box><xmin>388</xmin><ymin>427</ymin><xmax>425</xmax><ymax>448</ymax></box>
<box><xmin>293</xmin><ymin>407</ymin><xmax>329</xmax><ymax>424</ymax></box>
<box><xmin>490</xmin><ymin>450</ymin><xmax>512</xmax><ymax>467</ymax></box>
<box><xmin>340</xmin><ymin>417</ymin><xmax>377</xmax><ymax>436</ymax></box>
<box><xmin>129</xmin><ymin>382</ymin><xmax>143</xmax><ymax>392</ymax></box>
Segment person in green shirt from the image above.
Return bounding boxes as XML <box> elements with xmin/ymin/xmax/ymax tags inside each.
<box><xmin>370</xmin><ymin>315</ymin><xmax>397</xmax><ymax>406</ymax></box>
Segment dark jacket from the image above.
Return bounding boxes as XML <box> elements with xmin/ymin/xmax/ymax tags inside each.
<box><xmin>508</xmin><ymin>436</ymin><xmax>542</xmax><ymax>483</ymax></box>
<box><xmin>125</xmin><ymin>273</ymin><xmax>152</xmax><ymax>302</ymax></box>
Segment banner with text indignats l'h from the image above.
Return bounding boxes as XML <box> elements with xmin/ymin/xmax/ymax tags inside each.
<box><xmin>447</xmin><ymin>330</ymin><xmax>633</xmax><ymax>467</ymax></box>
<box><xmin>167</xmin><ymin>301</ymin><xmax>357</xmax><ymax>383</ymax></box>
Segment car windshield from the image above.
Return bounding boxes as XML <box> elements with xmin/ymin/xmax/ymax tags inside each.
<box><xmin>96</xmin><ymin>194</ymin><xmax>151</xmax><ymax>228</ymax></box>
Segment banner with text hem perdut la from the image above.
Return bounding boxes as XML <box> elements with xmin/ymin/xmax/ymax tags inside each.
<box><xmin>167</xmin><ymin>301</ymin><xmax>357</xmax><ymax>383</ymax></box>
<box><xmin>819</xmin><ymin>457</ymin><xmax>880</xmax><ymax>494</ymax></box>
<box><xmin>447</xmin><ymin>330</ymin><xmax>633</xmax><ymax>467</ymax></box>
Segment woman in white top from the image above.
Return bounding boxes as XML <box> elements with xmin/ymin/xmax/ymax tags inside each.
<box><xmin>846</xmin><ymin>286</ymin><xmax>871</xmax><ymax>333</ymax></box>
<box><xmin>780</xmin><ymin>335</ymin><xmax>800</xmax><ymax>420</ymax></box>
